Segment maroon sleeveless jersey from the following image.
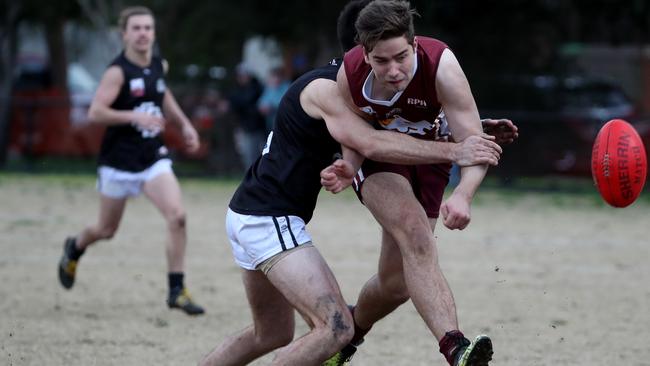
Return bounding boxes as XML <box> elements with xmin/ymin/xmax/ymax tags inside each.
<box><xmin>343</xmin><ymin>36</ymin><xmax>449</xmax><ymax>141</ymax></box>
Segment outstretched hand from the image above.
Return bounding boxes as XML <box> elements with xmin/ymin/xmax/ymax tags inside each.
<box><xmin>481</xmin><ymin>118</ymin><xmax>519</xmax><ymax>145</ymax></box>
<box><xmin>320</xmin><ymin>159</ymin><xmax>356</xmax><ymax>194</ymax></box>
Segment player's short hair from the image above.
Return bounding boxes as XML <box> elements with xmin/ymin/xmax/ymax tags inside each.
<box><xmin>118</xmin><ymin>6</ymin><xmax>154</xmax><ymax>31</ymax></box>
<box><xmin>337</xmin><ymin>0</ymin><xmax>373</xmax><ymax>53</ymax></box>
<box><xmin>355</xmin><ymin>0</ymin><xmax>418</xmax><ymax>52</ymax></box>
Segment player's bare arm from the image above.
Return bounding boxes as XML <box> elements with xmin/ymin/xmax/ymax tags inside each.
<box><xmin>319</xmin><ymin>133</ymin><xmax>504</xmax><ymax>194</ymax></box>
<box><xmin>88</xmin><ymin>65</ymin><xmax>165</xmax><ymax>131</ymax></box>
<box><xmin>162</xmin><ymin>90</ymin><xmax>199</xmax><ymax>153</ymax></box>
<box><xmin>436</xmin><ymin>48</ymin><xmax>490</xmax><ymax>230</ymax></box>
<box><xmin>315</xmin><ymin>65</ymin><xmax>501</xmax><ymax>193</ymax></box>
<box><xmin>337</xmin><ymin>62</ymin><xmax>515</xmax><ymax>146</ymax></box>
<box><xmin>302</xmin><ymin>78</ymin><xmax>501</xmax><ymax>166</ymax></box>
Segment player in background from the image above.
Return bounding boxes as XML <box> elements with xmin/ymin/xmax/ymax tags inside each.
<box><xmin>57</xmin><ymin>6</ymin><xmax>204</xmax><ymax>316</ymax></box>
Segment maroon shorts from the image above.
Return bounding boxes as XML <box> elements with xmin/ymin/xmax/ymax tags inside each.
<box><xmin>352</xmin><ymin>160</ymin><xmax>451</xmax><ymax>218</ymax></box>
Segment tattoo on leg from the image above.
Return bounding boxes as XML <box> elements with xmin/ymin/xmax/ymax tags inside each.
<box><xmin>331</xmin><ymin>310</ymin><xmax>350</xmax><ymax>336</ymax></box>
<box><xmin>315</xmin><ymin>295</ymin><xmax>350</xmax><ymax>337</ymax></box>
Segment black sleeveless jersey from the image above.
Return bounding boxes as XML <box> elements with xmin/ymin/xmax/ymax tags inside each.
<box><xmin>228</xmin><ymin>60</ymin><xmax>342</xmax><ymax>223</ymax></box>
<box><xmin>97</xmin><ymin>52</ymin><xmax>168</xmax><ymax>172</ymax></box>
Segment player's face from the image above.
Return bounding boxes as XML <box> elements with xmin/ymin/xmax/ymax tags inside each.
<box><xmin>122</xmin><ymin>14</ymin><xmax>155</xmax><ymax>53</ymax></box>
<box><xmin>363</xmin><ymin>36</ymin><xmax>414</xmax><ymax>94</ymax></box>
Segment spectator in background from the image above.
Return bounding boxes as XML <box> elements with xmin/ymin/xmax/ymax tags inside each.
<box><xmin>257</xmin><ymin>67</ymin><xmax>291</xmax><ymax>132</ymax></box>
<box><xmin>229</xmin><ymin>63</ymin><xmax>267</xmax><ymax>170</ymax></box>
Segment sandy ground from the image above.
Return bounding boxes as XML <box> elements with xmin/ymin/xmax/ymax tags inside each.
<box><xmin>1</xmin><ymin>174</ymin><xmax>649</xmax><ymax>366</ymax></box>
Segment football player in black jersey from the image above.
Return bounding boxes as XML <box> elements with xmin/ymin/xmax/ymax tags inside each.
<box><xmin>57</xmin><ymin>6</ymin><xmax>204</xmax><ymax>316</ymax></box>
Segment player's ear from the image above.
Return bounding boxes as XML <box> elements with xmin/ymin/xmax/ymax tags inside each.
<box><xmin>363</xmin><ymin>49</ymin><xmax>370</xmax><ymax>64</ymax></box>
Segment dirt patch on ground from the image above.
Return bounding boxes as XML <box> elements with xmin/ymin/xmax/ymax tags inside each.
<box><xmin>1</xmin><ymin>175</ymin><xmax>648</xmax><ymax>365</ymax></box>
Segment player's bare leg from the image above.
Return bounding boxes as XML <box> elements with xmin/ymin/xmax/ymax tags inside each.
<box><xmin>361</xmin><ymin>172</ymin><xmax>458</xmax><ymax>339</ymax></box>
<box><xmin>58</xmin><ymin>195</ymin><xmax>126</xmax><ymax>289</ymax></box>
<box><xmin>352</xmin><ymin>216</ymin><xmax>446</xmax><ymax>330</ymax></box>
<box><xmin>352</xmin><ymin>229</ymin><xmax>409</xmax><ymax>332</ymax></box>
<box><xmin>202</xmin><ymin>246</ymin><xmax>353</xmax><ymax>365</ymax></box>
<box><xmin>322</xmin><ymin>230</ymin><xmax>410</xmax><ymax>366</ymax></box>
<box><xmin>199</xmin><ymin>269</ymin><xmax>296</xmax><ymax>366</ymax></box>
<box><xmin>77</xmin><ymin>195</ymin><xmax>128</xmax><ymax>249</ymax></box>
<box><xmin>268</xmin><ymin>246</ymin><xmax>353</xmax><ymax>365</ymax></box>
<box><xmin>143</xmin><ymin>172</ymin><xmax>187</xmax><ymax>273</ymax></box>
<box><xmin>144</xmin><ymin>171</ymin><xmax>204</xmax><ymax>315</ymax></box>
<box><xmin>342</xmin><ymin>172</ymin><xmax>492</xmax><ymax>365</ymax></box>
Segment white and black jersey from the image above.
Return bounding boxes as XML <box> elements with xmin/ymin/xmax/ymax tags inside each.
<box><xmin>229</xmin><ymin>60</ymin><xmax>343</xmax><ymax>224</ymax></box>
<box><xmin>97</xmin><ymin>52</ymin><xmax>169</xmax><ymax>172</ymax></box>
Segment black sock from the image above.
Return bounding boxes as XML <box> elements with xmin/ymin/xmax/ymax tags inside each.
<box><xmin>168</xmin><ymin>272</ymin><xmax>184</xmax><ymax>293</ymax></box>
<box><xmin>69</xmin><ymin>238</ymin><xmax>85</xmax><ymax>260</ymax></box>
<box><xmin>349</xmin><ymin>306</ymin><xmax>371</xmax><ymax>345</ymax></box>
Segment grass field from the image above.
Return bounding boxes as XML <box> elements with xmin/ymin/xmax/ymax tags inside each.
<box><xmin>1</xmin><ymin>172</ymin><xmax>649</xmax><ymax>365</ymax></box>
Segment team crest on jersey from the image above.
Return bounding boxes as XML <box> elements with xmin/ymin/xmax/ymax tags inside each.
<box><xmin>156</xmin><ymin>79</ymin><xmax>166</xmax><ymax>93</ymax></box>
<box><xmin>130</xmin><ymin>78</ymin><xmax>145</xmax><ymax>97</ymax></box>
<box><xmin>359</xmin><ymin>106</ymin><xmax>441</xmax><ymax>137</ymax></box>
<box><xmin>132</xmin><ymin>101</ymin><xmax>163</xmax><ymax>138</ymax></box>
<box><xmin>378</xmin><ymin>116</ymin><xmax>435</xmax><ymax>136</ymax></box>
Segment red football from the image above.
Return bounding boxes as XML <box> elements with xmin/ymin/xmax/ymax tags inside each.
<box><xmin>591</xmin><ymin>119</ymin><xmax>647</xmax><ymax>207</ymax></box>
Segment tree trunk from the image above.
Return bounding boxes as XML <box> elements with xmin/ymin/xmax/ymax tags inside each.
<box><xmin>45</xmin><ymin>18</ymin><xmax>68</xmax><ymax>93</ymax></box>
<box><xmin>0</xmin><ymin>0</ymin><xmax>21</xmax><ymax>167</ymax></box>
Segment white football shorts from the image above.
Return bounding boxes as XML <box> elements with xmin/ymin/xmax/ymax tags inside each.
<box><xmin>97</xmin><ymin>158</ymin><xmax>173</xmax><ymax>199</ymax></box>
<box><xmin>225</xmin><ymin>208</ymin><xmax>313</xmax><ymax>270</ymax></box>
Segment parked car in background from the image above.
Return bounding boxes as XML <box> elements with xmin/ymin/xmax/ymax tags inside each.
<box><xmin>9</xmin><ymin>60</ymin><xmax>94</xmax><ymax>158</ymax></box>
<box><xmin>67</xmin><ymin>62</ymin><xmax>98</xmax><ymax>126</ymax></box>
<box><xmin>474</xmin><ymin>74</ymin><xmax>648</xmax><ymax>177</ymax></box>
